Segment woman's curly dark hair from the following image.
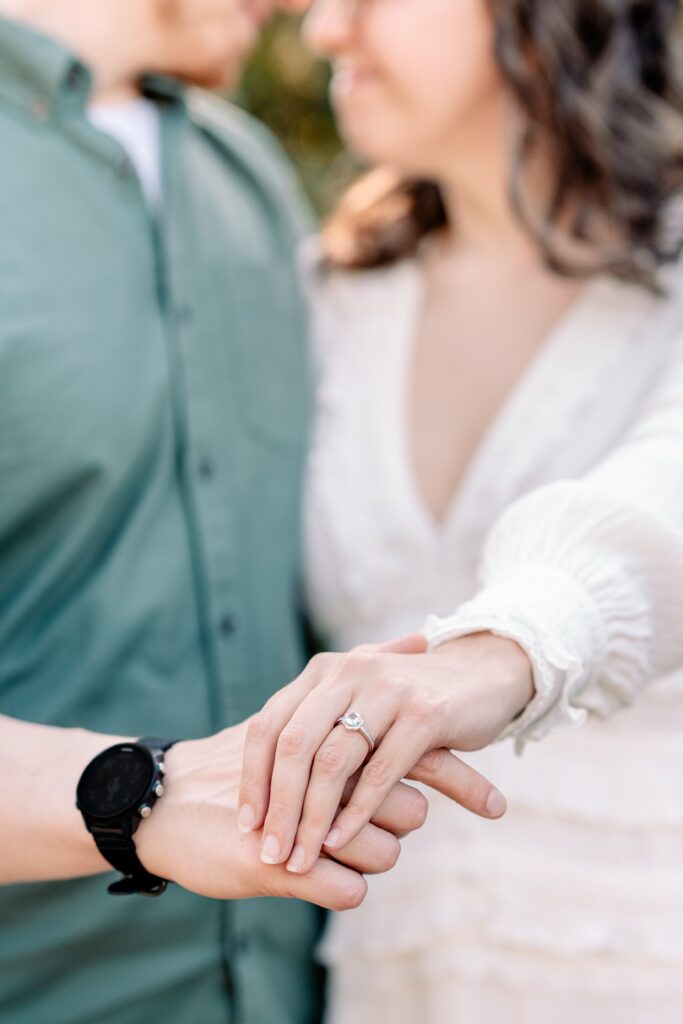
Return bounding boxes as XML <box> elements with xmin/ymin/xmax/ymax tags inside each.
<box><xmin>324</xmin><ymin>0</ymin><xmax>683</xmax><ymax>288</ymax></box>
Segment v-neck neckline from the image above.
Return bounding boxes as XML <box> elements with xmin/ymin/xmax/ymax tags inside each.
<box><xmin>392</xmin><ymin>259</ymin><xmax>612</xmax><ymax>544</ymax></box>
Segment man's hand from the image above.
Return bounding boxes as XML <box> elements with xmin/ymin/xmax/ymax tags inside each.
<box><xmin>135</xmin><ymin>721</ymin><xmax>429</xmax><ymax>911</ymax></box>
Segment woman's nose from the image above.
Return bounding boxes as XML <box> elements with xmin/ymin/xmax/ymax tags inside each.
<box><xmin>302</xmin><ymin>0</ymin><xmax>356</xmax><ymax>58</ymax></box>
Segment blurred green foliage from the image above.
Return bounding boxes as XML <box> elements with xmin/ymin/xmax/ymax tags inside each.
<box><xmin>235</xmin><ymin>14</ymin><xmax>356</xmax><ymax>217</ymax></box>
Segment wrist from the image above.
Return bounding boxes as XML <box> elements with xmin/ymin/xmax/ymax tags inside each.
<box><xmin>437</xmin><ymin>631</ymin><xmax>535</xmax><ymax>737</ymax></box>
<box><xmin>134</xmin><ymin>728</ymin><xmax>252</xmax><ymax>900</ymax></box>
<box><xmin>76</xmin><ymin>736</ymin><xmax>178</xmax><ymax>894</ymax></box>
<box><xmin>133</xmin><ymin>740</ymin><xmax>185</xmax><ymax>882</ymax></box>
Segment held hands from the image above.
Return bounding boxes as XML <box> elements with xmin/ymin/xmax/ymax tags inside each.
<box><xmin>135</xmin><ymin>717</ymin><xmax>428</xmax><ymax>911</ymax></box>
<box><xmin>135</xmin><ymin>632</ymin><xmax>532</xmax><ymax>908</ymax></box>
<box><xmin>238</xmin><ymin>632</ymin><xmax>534</xmax><ymax>877</ymax></box>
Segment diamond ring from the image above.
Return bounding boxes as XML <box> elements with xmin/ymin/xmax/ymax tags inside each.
<box><xmin>336</xmin><ymin>710</ymin><xmax>376</xmax><ymax>754</ymax></box>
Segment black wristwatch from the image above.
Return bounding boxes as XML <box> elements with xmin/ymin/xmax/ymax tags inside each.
<box><xmin>76</xmin><ymin>736</ymin><xmax>179</xmax><ymax>896</ymax></box>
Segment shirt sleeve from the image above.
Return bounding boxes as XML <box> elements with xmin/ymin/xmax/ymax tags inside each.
<box><xmin>422</xmin><ymin>328</ymin><xmax>683</xmax><ymax>754</ymax></box>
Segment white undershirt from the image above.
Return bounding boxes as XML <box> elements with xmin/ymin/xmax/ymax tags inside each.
<box><xmin>88</xmin><ymin>97</ymin><xmax>162</xmax><ymax>211</ymax></box>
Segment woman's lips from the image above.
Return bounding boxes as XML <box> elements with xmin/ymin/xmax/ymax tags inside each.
<box><xmin>331</xmin><ymin>66</ymin><xmax>378</xmax><ymax>99</ymax></box>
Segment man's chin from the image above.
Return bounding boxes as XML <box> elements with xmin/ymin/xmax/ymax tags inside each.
<box><xmin>168</xmin><ymin>53</ymin><xmax>250</xmax><ymax>93</ymax></box>
<box><xmin>167</xmin><ymin>43</ymin><xmax>253</xmax><ymax>92</ymax></box>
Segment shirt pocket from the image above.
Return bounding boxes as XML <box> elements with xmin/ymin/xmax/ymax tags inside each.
<box><xmin>226</xmin><ymin>261</ymin><xmax>311</xmax><ymax>452</ymax></box>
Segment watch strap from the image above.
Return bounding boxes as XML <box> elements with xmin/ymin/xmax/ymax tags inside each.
<box><xmin>89</xmin><ymin>737</ymin><xmax>180</xmax><ymax>896</ymax></box>
<box><xmin>137</xmin><ymin>737</ymin><xmax>179</xmax><ymax>755</ymax></box>
<box><xmin>91</xmin><ymin>824</ymin><xmax>168</xmax><ymax>896</ymax></box>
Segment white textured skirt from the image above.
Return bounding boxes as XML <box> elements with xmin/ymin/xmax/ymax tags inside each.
<box><xmin>320</xmin><ymin>670</ymin><xmax>683</xmax><ymax>1024</ymax></box>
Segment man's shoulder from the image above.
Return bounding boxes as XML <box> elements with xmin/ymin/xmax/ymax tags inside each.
<box><xmin>187</xmin><ymin>90</ymin><xmax>314</xmax><ymax>242</ymax></box>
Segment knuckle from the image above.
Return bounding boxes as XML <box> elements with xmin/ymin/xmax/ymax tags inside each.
<box><xmin>341</xmin><ymin>648</ymin><xmax>376</xmax><ymax>678</ymax></box>
<box><xmin>383</xmin><ymin>838</ymin><xmax>401</xmax><ymax>871</ymax></box>
<box><xmin>338</xmin><ymin>877</ymin><xmax>367</xmax><ymax>911</ymax></box>
<box><xmin>298</xmin><ymin>812</ymin><xmax>327</xmax><ymax>836</ymax></box>
<box><xmin>362</xmin><ymin>758</ymin><xmax>391</xmax><ymax>789</ymax></box>
<box><xmin>314</xmin><ymin>742</ymin><xmax>348</xmax><ymax>777</ymax></box>
<box><xmin>247</xmin><ymin>710</ymin><xmax>275</xmax><ymax>744</ymax></box>
<box><xmin>262</xmin><ymin>691</ymin><xmax>283</xmax><ymax>714</ymax></box>
<box><xmin>402</xmin><ymin>789</ymin><xmax>429</xmax><ymax>830</ymax></box>
<box><xmin>367</xmin><ymin>834</ymin><xmax>401</xmax><ymax>874</ymax></box>
<box><xmin>265</xmin><ymin>799</ymin><xmax>293</xmax><ymax>826</ymax></box>
<box><xmin>238</xmin><ymin>764</ymin><xmax>264</xmax><ymax>792</ymax></box>
<box><xmin>277</xmin><ymin>724</ymin><xmax>308</xmax><ymax>758</ymax></box>
<box><xmin>310</xmin><ymin>652</ymin><xmax>335</xmax><ymax>675</ymax></box>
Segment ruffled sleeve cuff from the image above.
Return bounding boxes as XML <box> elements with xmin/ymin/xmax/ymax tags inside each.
<box><xmin>422</xmin><ymin>564</ymin><xmax>640</xmax><ymax>755</ymax></box>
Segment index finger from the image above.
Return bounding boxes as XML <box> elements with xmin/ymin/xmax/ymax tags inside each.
<box><xmin>237</xmin><ymin>655</ymin><xmax>330</xmax><ymax>834</ymax></box>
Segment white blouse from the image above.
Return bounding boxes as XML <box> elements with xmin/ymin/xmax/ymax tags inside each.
<box><xmin>302</xmin><ymin>245</ymin><xmax>683</xmax><ymax>753</ymax></box>
<box><xmin>301</xmin><ymin>242</ymin><xmax>683</xmax><ymax>1020</ymax></box>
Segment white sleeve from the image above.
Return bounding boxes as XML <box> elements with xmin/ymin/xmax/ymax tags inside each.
<box><xmin>423</xmin><ymin>329</ymin><xmax>683</xmax><ymax>754</ymax></box>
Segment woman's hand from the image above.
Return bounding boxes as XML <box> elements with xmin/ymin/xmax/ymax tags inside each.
<box><xmin>136</xmin><ymin>717</ymin><xmax>431</xmax><ymax>910</ymax></box>
<box><xmin>238</xmin><ymin>631</ymin><xmax>534</xmax><ymax>876</ymax></box>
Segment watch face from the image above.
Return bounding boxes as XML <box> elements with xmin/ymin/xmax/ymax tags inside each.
<box><xmin>77</xmin><ymin>744</ymin><xmax>154</xmax><ymax>819</ymax></box>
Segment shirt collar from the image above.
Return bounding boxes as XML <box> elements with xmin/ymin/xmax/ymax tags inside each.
<box><xmin>141</xmin><ymin>75</ymin><xmax>186</xmax><ymax>107</ymax></box>
<box><xmin>0</xmin><ymin>15</ymin><xmax>185</xmax><ymax>120</ymax></box>
<box><xmin>0</xmin><ymin>15</ymin><xmax>86</xmax><ymax>111</ymax></box>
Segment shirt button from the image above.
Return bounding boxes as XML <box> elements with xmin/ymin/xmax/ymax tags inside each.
<box><xmin>198</xmin><ymin>457</ymin><xmax>215</xmax><ymax>481</ymax></box>
<box><xmin>219</xmin><ymin>614</ymin><xmax>239</xmax><ymax>638</ymax></box>
<box><xmin>65</xmin><ymin>64</ymin><xmax>87</xmax><ymax>91</ymax></box>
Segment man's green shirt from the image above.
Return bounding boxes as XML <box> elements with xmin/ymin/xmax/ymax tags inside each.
<box><xmin>0</xmin><ymin>16</ymin><xmax>325</xmax><ymax>1024</ymax></box>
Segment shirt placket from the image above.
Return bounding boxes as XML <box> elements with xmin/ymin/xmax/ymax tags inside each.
<box><xmin>156</xmin><ymin>105</ymin><xmax>249</xmax><ymax>732</ymax></box>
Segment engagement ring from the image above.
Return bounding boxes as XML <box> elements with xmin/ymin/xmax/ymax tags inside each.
<box><xmin>336</xmin><ymin>710</ymin><xmax>376</xmax><ymax>754</ymax></box>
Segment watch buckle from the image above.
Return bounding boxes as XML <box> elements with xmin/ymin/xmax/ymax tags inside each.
<box><xmin>108</xmin><ymin>875</ymin><xmax>168</xmax><ymax>897</ymax></box>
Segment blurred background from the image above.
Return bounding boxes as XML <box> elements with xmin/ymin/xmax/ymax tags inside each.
<box><xmin>235</xmin><ymin>12</ymin><xmax>355</xmax><ymax>215</ymax></box>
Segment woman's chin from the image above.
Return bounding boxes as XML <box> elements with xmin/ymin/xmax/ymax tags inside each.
<box><xmin>333</xmin><ymin>110</ymin><xmax>391</xmax><ymax>165</ymax></box>
<box><xmin>339</xmin><ymin>125</ymin><xmax>416</xmax><ymax>174</ymax></box>
<box><xmin>333</xmin><ymin>98</ymin><xmax>424</xmax><ymax>172</ymax></box>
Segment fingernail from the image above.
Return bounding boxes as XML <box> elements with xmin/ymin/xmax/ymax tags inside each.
<box><xmin>486</xmin><ymin>789</ymin><xmax>507</xmax><ymax>817</ymax></box>
<box><xmin>286</xmin><ymin>845</ymin><xmax>306</xmax><ymax>873</ymax></box>
<box><xmin>323</xmin><ymin>826</ymin><xmax>341</xmax><ymax>849</ymax></box>
<box><xmin>261</xmin><ymin>834</ymin><xmax>281</xmax><ymax>864</ymax></box>
<box><xmin>238</xmin><ymin>804</ymin><xmax>255</xmax><ymax>834</ymax></box>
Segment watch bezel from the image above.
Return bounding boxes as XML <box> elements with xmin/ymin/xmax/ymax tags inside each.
<box><xmin>76</xmin><ymin>742</ymin><xmax>156</xmax><ymax>823</ymax></box>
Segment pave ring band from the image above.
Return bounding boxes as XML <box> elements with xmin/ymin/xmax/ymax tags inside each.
<box><xmin>336</xmin><ymin>710</ymin><xmax>376</xmax><ymax>754</ymax></box>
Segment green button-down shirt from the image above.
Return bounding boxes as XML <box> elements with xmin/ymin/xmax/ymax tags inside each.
<box><xmin>0</xmin><ymin>16</ymin><xmax>325</xmax><ymax>1024</ymax></box>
